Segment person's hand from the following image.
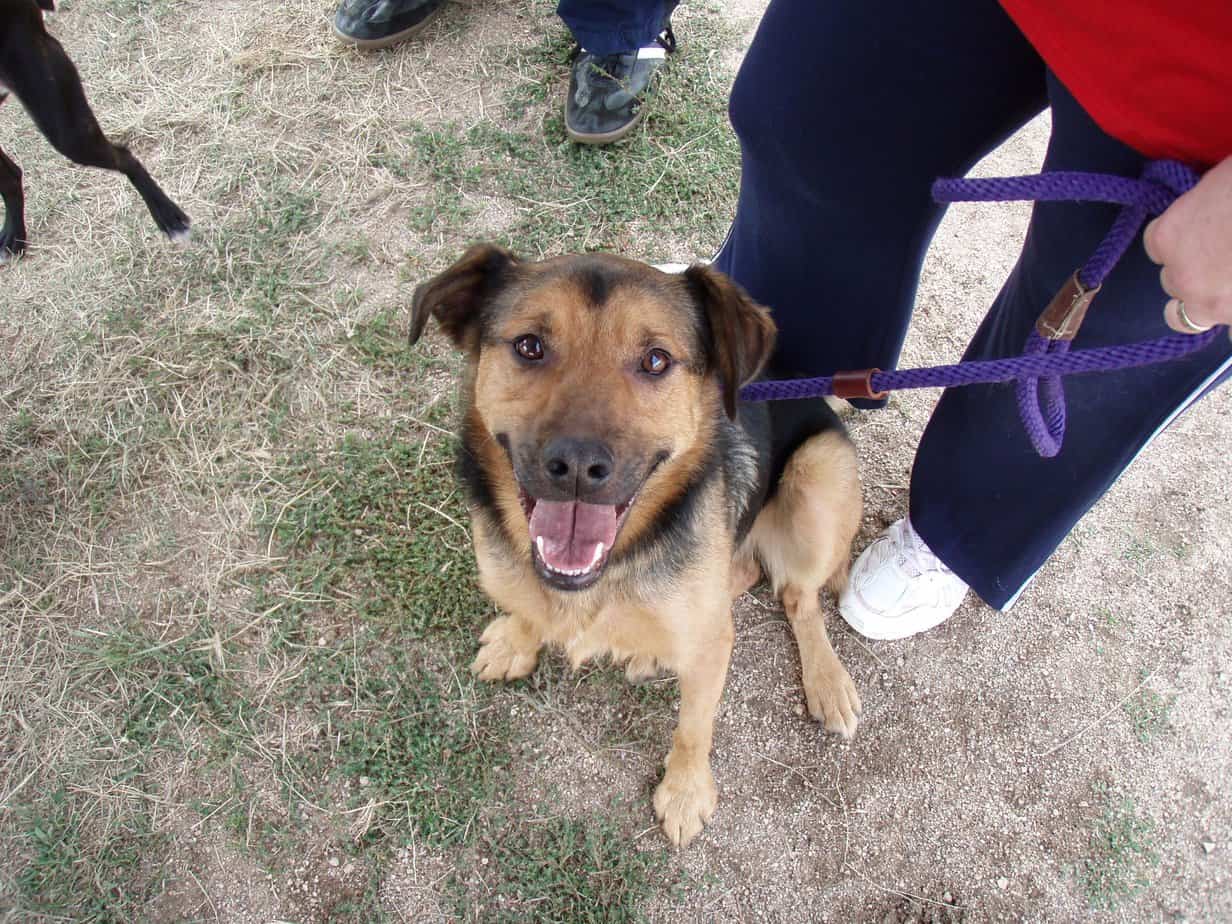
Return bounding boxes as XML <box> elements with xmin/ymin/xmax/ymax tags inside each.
<box><xmin>1143</xmin><ymin>154</ymin><xmax>1232</xmax><ymax>337</ymax></box>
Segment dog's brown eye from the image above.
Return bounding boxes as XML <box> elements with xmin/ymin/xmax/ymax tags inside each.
<box><xmin>642</xmin><ymin>348</ymin><xmax>672</xmax><ymax>376</ymax></box>
<box><xmin>514</xmin><ymin>334</ymin><xmax>544</xmax><ymax>361</ymax></box>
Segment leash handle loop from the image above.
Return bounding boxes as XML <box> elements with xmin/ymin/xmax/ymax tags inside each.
<box><xmin>741</xmin><ymin>161</ymin><xmax>1221</xmax><ymax>459</ymax></box>
<box><xmin>942</xmin><ymin>160</ymin><xmax>1203</xmax><ymax>456</ymax></box>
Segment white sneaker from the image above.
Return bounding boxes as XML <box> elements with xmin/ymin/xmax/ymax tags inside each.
<box><xmin>839</xmin><ymin>517</ymin><xmax>969</xmax><ymax>640</ymax></box>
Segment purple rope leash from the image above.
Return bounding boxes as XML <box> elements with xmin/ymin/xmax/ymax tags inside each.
<box><xmin>740</xmin><ymin>159</ymin><xmax>1229</xmax><ymax>457</ymax></box>
<box><xmin>934</xmin><ymin>160</ymin><xmax>1198</xmax><ymax>289</ymax></box>
<box><xmin>738</xmin><ymin>326</ymin><xmax>1224</xmax><ymax>401</ymax></box>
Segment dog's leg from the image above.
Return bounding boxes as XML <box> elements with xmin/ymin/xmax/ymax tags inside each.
<box><xmin>729</xmin><ymin>548</ymin><xmax>761</xmax><ymax>599</ymax></box>
<box><xmin>9</xmin><ymin>31</ymin><xmax>190</xmax><ymax>240</ymax></box>
<box><xmin>749</xmin><ymin>430</ymin><xmax>863</xmax><ymax>737</ymax></box>
<box><xmin>653</xmin><ymin>607</ymin><xmax>732</xmax><ymax>847</ymax></box>
<box><xmin>469</xmin><ymin>526</ymin><xmax>545</xmax><ymax>682</ymax></box>
<box><xmin>781</xmin><ymin>583</ymin><xmax>860</xmax><ymax>737</ymax></box>
<box><xmin>0</xmin><ymin>145</ymin><xmax>27</xmax><ymax>262</ymax></box>
<box><xmin>471</xmin><ymin>613</ymin><xmax>543</xmax><ymax>682</ymax></box>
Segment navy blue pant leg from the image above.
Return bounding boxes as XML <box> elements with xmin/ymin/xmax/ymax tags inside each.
<box><xmin>556</xmin><ymin>0</ymin><xmax>676</xmax><ymax>56</ymax></box>
<box><xmin>714</xmin><ymin>0</ymin><xmax>1048</xmax><ymax>384</ymax></box>
<box><xmin>714</xmin><ymin>0</ymin><xmax>1232</xmax><ymax>608</ymax></box>
<box><xmin>910</xmin><ymin>74</ymin><xmax>1232</xmax><ymax>608</ymax></box>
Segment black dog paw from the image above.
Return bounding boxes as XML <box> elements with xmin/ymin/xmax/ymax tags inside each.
<box><xmin>0</xmin><ymin>230</ymin><xmax>28</xmax><ymax>264</ymax></box>
<box><xmin>159</xmin><ymin>208</ymin><xmax>192</xmax><ymax>244</ymax></box>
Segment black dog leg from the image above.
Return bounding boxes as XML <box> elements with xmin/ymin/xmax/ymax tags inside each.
<box><xmin>7</xmin><ymin>29</ymin><xmax>190</xmax><ymax>242</ymax></box>
<box><xmin>0</xmin><ymin>145</ymin><xmax>27</xmax><ymax>261</ymax></box>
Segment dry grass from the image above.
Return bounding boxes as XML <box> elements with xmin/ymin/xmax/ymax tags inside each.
<box><xmin>2</xmin><ymin>1</ymin><xmax>740</xmax><ymax>919</ymax></box>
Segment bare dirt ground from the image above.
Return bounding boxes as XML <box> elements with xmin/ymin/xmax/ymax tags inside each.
<box><xmin>664</xmin><ymin>122</ymin><xmax>1232</xmax><ymax>921</ymax></box>
<box><xmin>1</xmin><ymin>0</ymin><xmax>1228</xmax><ymax>922</ymax></box>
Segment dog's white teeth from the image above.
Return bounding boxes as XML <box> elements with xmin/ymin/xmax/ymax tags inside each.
<box><xmin>537</xmin><ymin>540</ymin><xmax>606</xmax><ymax>578</ymax></box>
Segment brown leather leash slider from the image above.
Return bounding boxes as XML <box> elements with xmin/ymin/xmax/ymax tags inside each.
<box><xmin>1037</xmin><ymin>271</ymin><xmax>1101</xmax><ymax>341</ymax></box>
<box><xmin>832</xmin><ymin>368</ymin><xmax>888</xmax><ymax>401</ymax></box>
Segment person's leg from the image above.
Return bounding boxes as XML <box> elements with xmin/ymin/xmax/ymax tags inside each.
<box><xmin>559</xmin><ymin>0</ymin><xmax>679</xmax><ymax>144</ymax></box>
<box><xmin>908</xmin><ymin>73</ymin><xmax>1232</xmax><ymax>610</ymax></box>
<box><xmin>557</xmin><ymin>0</ymin><xmax>675</xmax><ymax>56</ymax></box>
<box><xmin>713</xmin><ymin>0</ymin><xmax>1048</xmax><ymax>387</ymax></box>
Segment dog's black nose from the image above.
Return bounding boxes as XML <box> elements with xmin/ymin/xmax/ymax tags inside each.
<box><xmin>542</xmin><ymin>437</ymin><xmax>613</xmax><ymax>494</ymax></box>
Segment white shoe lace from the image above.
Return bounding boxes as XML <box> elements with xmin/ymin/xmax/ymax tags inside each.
<box><xmin>894</xmin><ymin>518</ymin><xmax>948</xmax><ymax>580</ymax></box>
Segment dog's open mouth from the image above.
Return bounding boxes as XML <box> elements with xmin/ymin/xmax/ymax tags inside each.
<box><xmin>519</xmin><ymin>491</ymin><xmax>636</xmax><ymax>590</ymax></box>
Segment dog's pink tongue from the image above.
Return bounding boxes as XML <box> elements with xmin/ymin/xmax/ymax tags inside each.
<box><xmin>529</xmin><ymin>500</ymin><xmax>619</xmax><ymax>574</ymax></box>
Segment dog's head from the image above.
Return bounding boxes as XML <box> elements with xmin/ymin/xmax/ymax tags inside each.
<box><xmin>411</xmin><ymin>244</ymin><xmax>774</xmax><ymax>590</ymax></box>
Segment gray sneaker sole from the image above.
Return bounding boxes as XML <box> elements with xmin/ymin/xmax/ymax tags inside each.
<box><xmin>565</xmin><ymin>106</ymin><xmax>646</xmax><ymax>145</ymax></box>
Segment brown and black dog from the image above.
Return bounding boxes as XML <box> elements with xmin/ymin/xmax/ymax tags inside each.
<box><xmin>411</xmin><ymin>245</ymin><xmax>863</xmax><ymax>846</ymax></box>
<box><xmin>0</xmin><ymin>0</ymin><xmax>190</xmax><ymax>261</ymax></box>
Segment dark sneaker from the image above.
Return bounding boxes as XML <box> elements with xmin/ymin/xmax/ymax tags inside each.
<box><xmin>333</xmin><ymin>0</ymin><xmax>449</xmax><ymax>49</ymax></box>
<box><xmin>565</xmin><ymin>24</ymin><xmax>675</xmax><ymax>144</ymax></box>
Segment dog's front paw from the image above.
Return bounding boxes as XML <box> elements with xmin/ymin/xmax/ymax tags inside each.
<box><xmin>802</xmin><ymin>655</ymin><xmax>861</xmax><ymax>739</ymax></box>
<box><xmin>471</xmin><ymin>615</ymin><xmax>540</xmax><ymax>682</ymax></box>
<box><xmin>653</xmin><ymin>759</ymin><xmax>717</xmax><ymax>847</ymax></box>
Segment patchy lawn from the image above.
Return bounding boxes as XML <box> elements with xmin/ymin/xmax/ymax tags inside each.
<box><xmin>1</xmin><ymin>0</ymin><xmax>1228</xmax><ymax>921</ymax></box>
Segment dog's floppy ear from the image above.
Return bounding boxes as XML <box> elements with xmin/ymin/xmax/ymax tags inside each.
<box><xmin>410</xmin><ymin>243</ymin><xmax>519</xmax><ymax>352</ymax></box>
<box><xmin>38</xmin><ymin>0</ymin><xmax>55</xmax><ymax>11</ymax></box>
<box><xmin>685</xmin><ymin>264</ymin><xmax>776</xmax><ymax>419</ymax></box>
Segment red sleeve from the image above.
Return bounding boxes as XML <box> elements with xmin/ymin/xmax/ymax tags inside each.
<box><xmin>998</xmin><ymin>0</ymin><xmax>1232</xmax><ymax>167</ymax></box>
